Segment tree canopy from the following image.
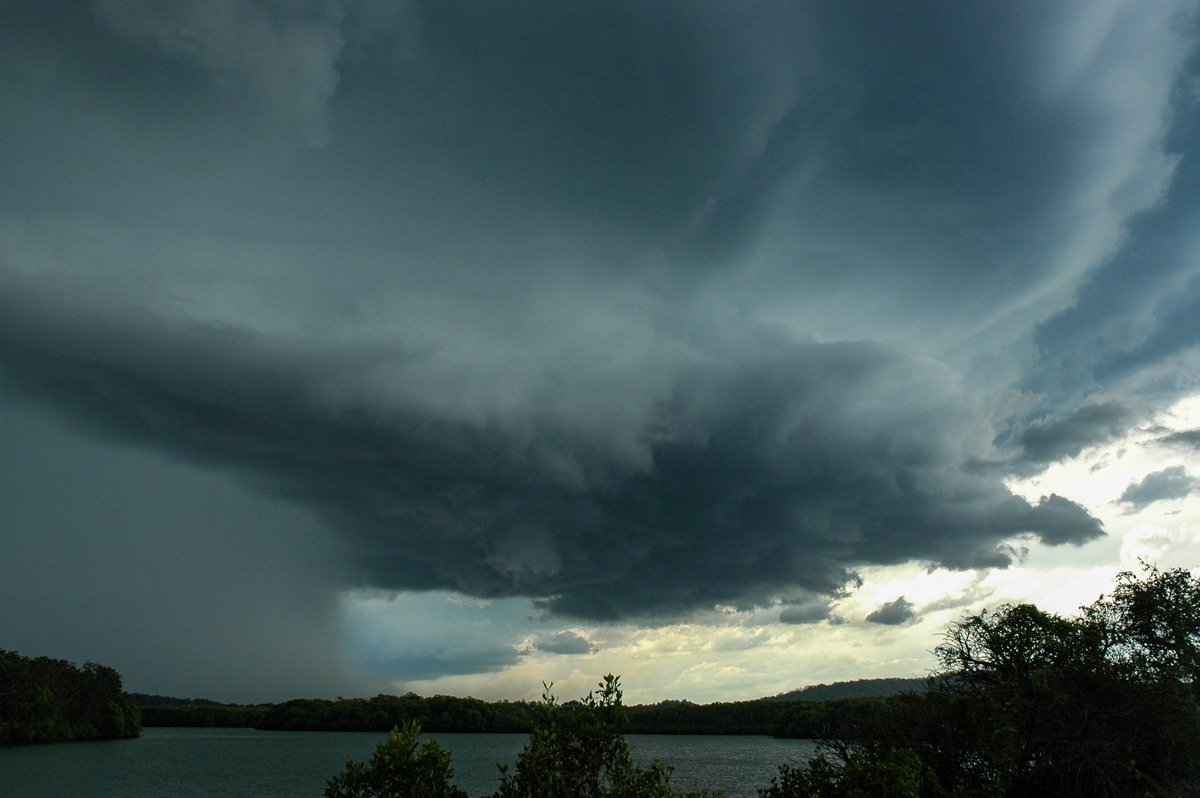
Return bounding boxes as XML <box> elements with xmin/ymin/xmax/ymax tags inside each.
<box><xmin>0</xmin><ymin>650</ymin><xmax>141</xmax><ymax>744</ymax></box>
<box><xmin>759</xmin><ymin>565</ymin><xmax>1200</xmax><ymax>797</ymax></box>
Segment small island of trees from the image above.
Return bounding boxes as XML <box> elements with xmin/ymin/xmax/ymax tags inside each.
<box><xmin>0</xmin><ymin>650</ymin><xmax>141</xmax><ymax>744</ymax></box>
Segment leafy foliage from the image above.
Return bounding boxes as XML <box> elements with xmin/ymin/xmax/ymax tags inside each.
<box><xmin>759</xmin><ymin>566</ymin><xmax>1200</xmax><ymax>798</ymax></box>
<box><xmin>0</xmin><ymin>650</ymin><xmax>142</xmax><ymax>744</ymax></box>
<box><xmin>324</xmin><ymin>720</ymin><xmax>469</xmax><ymax>798</ymax></box>
<box><xmin>491</xmin><ymin>674</ymin><xmax>721</xmax><ymax>798</ymax></box>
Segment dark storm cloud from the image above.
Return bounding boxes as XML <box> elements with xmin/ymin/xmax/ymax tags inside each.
<box><xmin>1020</xmin><ymin>495</ymin><xmax>1104</xmax><ymax>546</ymax></box>
<box><xmin>0</xmin><ymin>402</ymin><xmax>367</xmax><ymax>702</ymax></box>
<box><xmin>1118</xmin><ymin>466</ymin><xmax>1200</xmax><ymax>511</ymax></box>
<box><xmin>535</xmin><ymin>632</ymin><xmax>595</xmax><ymax>656</ymax></box>
<box><xmin>1018</xmin><ymin>35</ymin><xmax>1200</xmax><ymax>419</ymax></box>
<box><xmin>1008</xmin><ymin>403</ymin><xmax>1139</xmax><ymax>466</ymax></box>
<box><xmin>0</xmin><ymin>278</ymin><xmax>1103</xmax><ymax>622</ymax></box>
<box><xmin>866</xmin><ymin>597</ymin><xmax>916</xmax><ymax>626</ymax></box>
<box><xmin>2</xmin><ymin>0</ymin><xmax>1199</xmax><ymax>694</ymax></box>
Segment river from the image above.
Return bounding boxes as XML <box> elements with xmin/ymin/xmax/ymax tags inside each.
<box><xmin>0</xmin><ymin>727</ymin><xmax>819</xmax><ymax>797</ymax></box>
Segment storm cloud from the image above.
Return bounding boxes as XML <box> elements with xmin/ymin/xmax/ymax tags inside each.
<box><xmin>866</xmin><ymin>597</ymin><xmax>917</xmax><ymax>627</ymax></box>
<box><xmin>1119</xmin><ymin>466</ymin><xmax>1200</xmax><ymax>511</ymax></box>
<box><xmin>2</xmin><ymin>0</ymin><xmax>1199</xmax><ymax>695</ymax></box>
<box><xmin>535</xmin><ymin>632</ymin><xmax>596</xmax><ymax>657</ymax></box>
<box><xmin>1009</xmin><ymin>403</ymin><xmax>1140</xmax><ymax>467</ymax></box>
<box><xmin>0</xmin><ymin>279</ymin><xmax>1104</xmax><ymax>621</ymax></box>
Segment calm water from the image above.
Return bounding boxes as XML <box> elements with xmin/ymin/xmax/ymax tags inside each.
<box><xmin>0</xmin><ymin>727</ymin><xmax>818</xmax><ymax>797</ymax></box>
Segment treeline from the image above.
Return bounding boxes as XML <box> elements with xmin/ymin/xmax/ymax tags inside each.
<box><xmin>127</xmin><ymin>694</ymin><xmax>271</xmax><ymax>728</ymax></box>
<box><xmin>623</xmin><ymin>679</ymin><xmax>926</xmax><ymax>735</ymax></box>
<box><xmin>772</xmin><ymin>694</ymin><xmax>910</xmax><ymax>739</ymax></box>
<box><xmin>260</xmin><ymin>693</ymin><xmax>536</xmax><ymax>732</ymax></box>
<box><xmin>625</xmin><ymin>698</ymin><xmax>790</xmax><ymax>734</ymax></box>
<box><xmin>767</xmin><ymin>677</ymin><xmax>925</xmax><ymax>702</ymax></box>
<box><xmin>0</xmin><ymin>650</ymin><xmax>141</xmax><ymax>744</ymax></box>
<box><xmin>133</xmin><ymin>679</ymin><xmax>922</xmax><ymax>735</ymax></box>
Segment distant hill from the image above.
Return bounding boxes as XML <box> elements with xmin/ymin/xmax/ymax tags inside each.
<box><xmin>765</xmin><ymin>677</ymin><xmax>927</xmax><ymax>702</ymax></box>
<box><xmin>622</xmin><ymin>677</ymin><xmax>927</xmax><ymax>734</ymax></box>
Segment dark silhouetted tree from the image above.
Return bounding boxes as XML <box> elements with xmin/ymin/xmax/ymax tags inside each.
<box><xmin>324</xmin><ymin>720</ymin><xmax>468</xmax><ymax>798</ymax></box>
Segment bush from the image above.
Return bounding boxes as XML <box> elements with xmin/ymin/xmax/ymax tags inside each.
<box><xmin>758</xmin><ymin>748</ymin><xmax>940</xmax><ymax>798</ymax></box>
<box><xmin>324</xmin><ymin>720</ymin><xmax>468</xmax><ymax>798</ymax></box>
<box><xmin>491</xmin><ymin>674</ymin><xmax>721</xmax><ymax>798</ymax></box>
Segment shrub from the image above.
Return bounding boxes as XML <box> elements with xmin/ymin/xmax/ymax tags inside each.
<box><xmin>491</xmin><ymin>674</ymin><xmax>721</xmax><ymax>798</ymax></box>
<box><xmin>324</xmin><ymin>720</ymin><xmax>468</xmax><ymax>798</ymax></box>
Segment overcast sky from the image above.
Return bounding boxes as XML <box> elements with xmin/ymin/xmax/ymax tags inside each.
<box><xmin>3</xmin><ymin>0</ymin><xmax>1200</xmax><ymax>704</ymax></box>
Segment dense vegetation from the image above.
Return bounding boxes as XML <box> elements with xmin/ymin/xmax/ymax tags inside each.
<box><xmin>326</xmin><ymin>676</ymin><xmax>721</xmax><ymax>798</ymax></box>
<box><xmin>0</xmin><ymin>650</ymin><xmax>141</xmax><ymax>744</ymax></box>
<box><xmin>760</xmin><ymin>566</ymin><xmax>1200</xmax><ymax>797</ymax></box>
<box><xmin>326</xmin><ymin>720</ymin><xmax>471</xmax><ymax>798</ymax></box>
<box><xmin>773</xmin><ymin>695</ymin><xmax>907</xmax><ymax>740</ymax></box>
<box><xmin>128</xmin><ymin>694</ymin><xmax>272</xmax><ymax>728</ymax></box>
<box><xmin>134</xmin><ymin>678</ymin><xmax>918</xmax><ymax>735</ymax></box>
<box><xmin>766</xmin><ymin>677</ymin><xmax>925</xmax><ymax>702</ymax></box>
<box><xmin>261</xmin><ymin>693</ymin><xmax>537</xmax><ymax>733</ymax></box>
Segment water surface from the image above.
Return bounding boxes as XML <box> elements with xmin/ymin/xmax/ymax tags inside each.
<box><xmin>0</xmin><ymin>727</ymin><xmax>818</xmax><ymax>797</ymax></box>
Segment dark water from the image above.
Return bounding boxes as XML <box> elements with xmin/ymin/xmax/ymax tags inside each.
<box><xmin>0</xmin><ymin>727</ymin><xmax>818</xmax><ymax>797</ymax></box>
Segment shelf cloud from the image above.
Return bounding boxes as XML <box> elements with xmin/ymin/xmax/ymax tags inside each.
<box><xmin>3</xmin><ymin>0</ymin><xmax>1199</xmax><ymax>697</ymax></box>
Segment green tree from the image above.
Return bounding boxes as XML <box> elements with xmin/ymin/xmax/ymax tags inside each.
<box><xmin>0</xmin><ymin>650</ymin><xmax>141</xmax><ymax>744</ymax></box>
<box><xmin>492</xmin><ymin>674</ymin><xmax>721</xmax><ymax>798</ymax></box>
<box><xmin>758</xmin><ymin>566</ymin><xmax>1200</xmax><ymax>798</ymax></box>
<box><xmin>759</xmin><ymin>747</ymin><xmax>941</xmax><ymax>798</ymax></box>
<box><xmin>324</xmin><ymin>720</ymin><xmax>468</xmax><ymax>798</ymax></box>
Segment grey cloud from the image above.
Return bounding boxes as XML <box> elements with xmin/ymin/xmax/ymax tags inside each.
<box><xmin>778</xmin><ymin>601</ymin><xmax>833</xmax><ymax>626</ymax></box>
<box><xmin>1017</xmin><ymin>38</ymin><xmax>1200</xmax><ymax>421</ymax></box>
<box><xmin>2</xmin><ymin>0</ymin><xmax>1198</xmax><ymax>696</ymax></box>
<box><xmin>1009</xmin><ymin>403</ymin><xmax>1138</xmax><ymax>466</ymax></box>
<box><xmin>1119</xmin><ymin>466</ymin><xmax>1200</xmax><ymax>511</ymax></box>
<box><xmin>535</xmin><ymin>631</ymin><xmax>595</xmax><ymax>656</ymax></box>
<box><xmin>93</xmin><ymin>0</ymin><xmax>346</xmax><ymax>147</ymax></box>
<box><xmin>0</xmin><ymin>403</ymin><xmax>367</xmax><ymax>703</ymax></box>
<box><xmin>371</xmin><ymin>649</ymin><xmax>521</xmax><ymax>682</ymax></box>
<box><xmin>2</xmin><ymin>0</ymin><xmax>1191</xmax><ymax>347</ymax></box>
<box><xmin>866</xmin><ymin>597</ymin><xmax>916</xmax><ymax>626</ymax></box>
<box><xmin>1023</xmin><ymin>494</ymin><xmax>1105</xmax><ymax>547</ymax></box>
<box><xmin>1160</xmin><ymin>430</ymin><xmax>1200</xmax><ymax>450</ymax></box>
<box><xmin>0</xmin><ymin>281</ymin><xmax>1105</xmax><ymax>622</ymax></box>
